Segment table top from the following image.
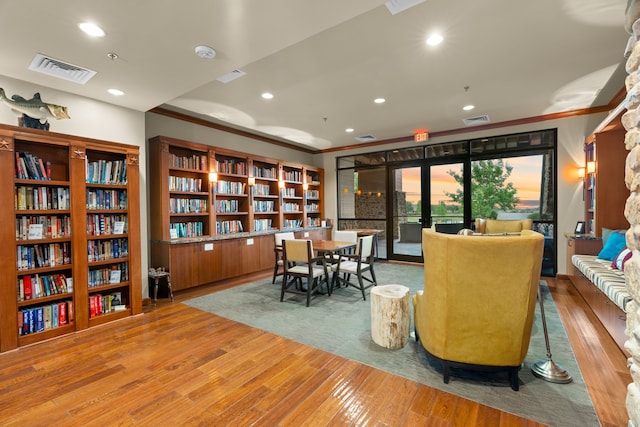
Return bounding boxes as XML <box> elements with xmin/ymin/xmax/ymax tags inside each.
<box><xmin>311</xmin><ymin>239</ymin><xmax>356</xmax><ymax>252</ymax></box>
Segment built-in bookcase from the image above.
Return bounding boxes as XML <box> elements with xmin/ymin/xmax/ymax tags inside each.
<box><xmin>251</xmin><ymin>158</ymin><xmax>280</xmax><ymax>232</ymax></box>
<box><xmin>148</xmin><ymin>135</ymin><xmax>326</xmax><ymax>291</ymax></box>
<box><xmin>149</xmin><ymin>135</ymin><xmax>324</xmax><ymax>239</ymax></box>
<box><xmin>214</xmin><ymin>150</ymin><xmax>249</xmax><ymax>235</ymax></box>
<box><xmin>583</xmin><ymin>123</ymin><xmax>628</xmax><ymax>237</ymax></box>
<box><xmin>304</xmin><ymin>167</ymin><xmax>324</xmax><ymax>228</ymax></box>
<box><xmin>0</xmin><ymin>124</ymin><xmax>141</xmax><ymax>353</ymax></box>
<box><xmin>281</xmin><ymin>163</ymin><xmax>304</xmax><ymax>230</ymax></box>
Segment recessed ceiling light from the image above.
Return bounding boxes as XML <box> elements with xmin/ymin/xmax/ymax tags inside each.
<box><xmin>108</xmin><ymin>88</ymin><xmax>124</xmax><ymax>96</ymax></box>
<box><xmin>78</xmin><ymin>22</ymin><xmax>105</xmax><ymax>37</ymax></box>
<box><xmin>374</xmin><ymin>98</ymin><xmax>386</xmax><ymax>104</ymax></box>
<box><xmin>463</xmin><ymin>104</ymin><xmax>475</xmax><ymax>111</ymax></box>
<box><xmin>345</xmin><ymin>128</ymin><xmax>354</xmax><ymax>133</ymax></box>
<box><xmin>261</xmin><ymin>92</ymin><xmax>274</xmax><ymax>100</ymax></box>
<box><xmin>426</xmin><ymin>33</ymin><xmax>443</xmax><ymax>46</ymax></box>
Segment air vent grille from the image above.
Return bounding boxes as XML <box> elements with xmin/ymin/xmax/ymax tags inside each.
<box><xmin>28</xmin><ymin>53</ymin><xmax>97</xmax><ymax>84</ymax></box>
<box><xmin>355</xmin><ymin>135</ymin><xmax>377</xmax><ymax>142</ymax></box>
<box><xmin>216</xmin><ymin>69</ymin><xmax>247</xmax><ymax>84</ymax></box>
<box><xmin>385</xmin><ymin>0</ymin><xmax>426</xmax><ymax>15</ymax></box>
<box><xmin>463</xmin><ymin>115</ymin><xmax>491</xmax><ymax>126</ymax></box>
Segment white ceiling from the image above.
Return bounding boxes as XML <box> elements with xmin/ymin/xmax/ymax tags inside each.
<box><xmin>0</xmin><ymin>0</ymin><xmax>630</xmax><ymax>151</ymax></box>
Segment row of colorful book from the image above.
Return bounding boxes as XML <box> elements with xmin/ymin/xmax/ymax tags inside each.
<box><xmin>15</xmin><ymin>185</ymin><xmax>70</xmax><ymax>210</ymax></box>
<box><xmin>18</xmin><ymin>273</ymin><xmax>72</xmax><ymax>301</ymax></box>
<box><xmin>19</xmin><ymin>301</ymin><xmax>73</xmax><ymax>336</ymax></box>
<box><xmin>17</xmin><ymin>243</ymin><xmax>71</xmax><ymax>270</ymax></box>
<box><xmin>85</xmin><ymin>159</ymin><xmax>127</xmax><ymax>185</ymax></box>
<box><xmin>15</xmin><ymin>151</ymin><xmax>51</xmax><ymax>180</ymax></box>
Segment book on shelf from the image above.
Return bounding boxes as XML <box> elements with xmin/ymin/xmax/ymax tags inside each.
<box><xmin>109</xmin><ymin>269</ymin><xmax>122</xmax><ymax>284</ymax></box>
<box><xmin>27</xmin><ymin>223</ymin><xmax>44</xmax><ymax>240</ymax></box>
<box><xmin>113</xmin><ymin>221</ymin><xmax>125</xmax><ymax>235</ymax></box>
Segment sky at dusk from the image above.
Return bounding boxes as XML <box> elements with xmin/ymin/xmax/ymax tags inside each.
<box><xmin>401</xmin><ymin>155</ymin><xmax>543</xmax><ymax>209</ymax></box>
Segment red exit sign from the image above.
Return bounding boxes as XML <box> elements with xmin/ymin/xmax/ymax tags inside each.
<box><xmin>414</xmin><ymin>128</ymin><xmax>429</xmax><ymax>142</ymax></box>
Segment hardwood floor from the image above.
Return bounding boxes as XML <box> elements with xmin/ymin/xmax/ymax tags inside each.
<box><xmin>0</xmin><ymin>271</ymin><xmax>630</xmax><ymax>426</ymax></box>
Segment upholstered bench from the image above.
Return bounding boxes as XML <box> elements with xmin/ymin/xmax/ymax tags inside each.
<box><xmin>570</xmin><ymin>254</ymin><xmax>630</xmax><ymax>355</ymax></box>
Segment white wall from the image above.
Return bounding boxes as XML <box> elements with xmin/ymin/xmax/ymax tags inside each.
<box><xmin>0</xmin><ymin>76</ymin><xmax>150</xmax><ymax>296</ymax></box>
<box><xmin>318</xmin><ymin>113</ymin><xmax>608</xmax><ymax>274</ymax></box>
<box><xmin>145</xmin><ymin>112</ymin><xmax>318</xmax><ymax>166</ymax></box>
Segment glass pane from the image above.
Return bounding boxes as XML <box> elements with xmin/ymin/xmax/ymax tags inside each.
<box><xmin>338</xmin><ymin>169</ymin><xmax>356</xmax><ymax>218</ymax></box>
<box><xmin>392</xmin><ymin>167</ymin><xmax>422</xmax><ymax>256</ymax></box>
<box><xmin>387</xmin><ymin>147</ymin><xmax>424</xmax><ymax>162</ymax></box>
<box><xmin>470</xmin><ymin>129</ymin><xmax>555</xmax><ymax>154</ymax></box>
<box><xmin>425</xmin><ymin>141</ymin><xmax>468</xmax><ymax>158</ymax></box>
<box><xmin>430</xmin><ymin>163</ymin><xmax>464</xmax><ymax>233</ymax></box>
<box><xmin>470</xmin><ymin>155</ymin><xmax>546</xmax><ymax>220</ymax></box>
<box><xmin>338</xmin><ymin>219</ymin><xmax>386</xmax><ymax>259</ymax></box>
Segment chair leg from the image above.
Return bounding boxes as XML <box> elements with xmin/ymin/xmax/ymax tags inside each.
<box><xmin>369</xmin><ymin>264</ymin><xmax>377</xmax><ymax>287</ymax></box>
<box><xmin>443</xmin><ymin>362</ymin><xmax>450</xmax><ymax>384</ymax></box>
<box><xmin>280</xmin><ymin>272</ymin><xmax>287</xmax><ymax>302</ymax></box>
<box><xmin>508</xmin><ymin>367</ymin><xmax>520</xmax><ymax>391</ymax></box>
<box><xmin>272</xmin><ymin>263</ymin><xmax>279</xmax><ymax>284</ymax></box>
<box><xmin>306</xmin><ymin>277</ymin><xmax>313</xmax><ymax>307</ymax></box>
<box><xmin>357</xmin><ymin>274</ymin><xmax>366</xmax><ymax>301</ymax></box>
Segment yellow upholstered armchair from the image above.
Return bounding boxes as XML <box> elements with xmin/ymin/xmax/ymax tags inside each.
<box><xmin>413</xmin><ymin>229</ymin><xmax>544</xmax><ymax>391</ymax></box>
<box><xmin>474</xmin><ymin>218</ymin><xmax>533</xmax><ymax>234</ymax></box>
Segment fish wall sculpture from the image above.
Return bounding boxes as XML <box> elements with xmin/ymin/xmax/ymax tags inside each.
<box><xmin>0</xmin><ymin>88</ymin><xmax>69</xmax><ymax>130</ymax></box>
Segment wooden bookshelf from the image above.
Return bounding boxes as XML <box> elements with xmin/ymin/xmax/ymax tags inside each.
<box><xmin>148</xmin><ymin>135</ymin><xmax>328</xmax><ymax>290</ymax></box>
<box><xmin>0</xmin><ymin>124</ymin><xmax>141</xmax><ymax>353</ymax></box>
<box><xmin>584</xmin><ymin>119</ymin><xmax>628</xmax><ymax>236</ymax></box>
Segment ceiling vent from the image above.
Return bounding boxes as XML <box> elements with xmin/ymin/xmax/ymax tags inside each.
<box><xmin>463</xmin><ymin>114</ymin><xmax>491</xmax><ymax>126</ymax></box>
<box><xmin>385</xmin><ymin>0</ymin><xmax>426</xmax><ymax>15</ymax></box>
<box><xmin>216</xmin><ymin>69</ymin><xmax>247</xmax><ymax>84</ymax></box>
<box><xmin>355</xmin><ymin>135</ymin><xmax>377</xmax><ymax>142</ymax></box>
<box><xmin>28</xmin><ymin>53</ymin><xmax>97</xmax><ymax>84</ymax></box>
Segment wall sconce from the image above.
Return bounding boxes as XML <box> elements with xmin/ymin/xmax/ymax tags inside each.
<box><xmin>248</xmin><ymin>177</ymin><xmax>255</xmax><ymax>186</ymax></box>
<box><xmin>302</xmin><ymin>182</ymin><xmax>309</xmax><ymax>191</ymax></box>
<box><xmin>586</xmin><ymin>161</ymin><xmax>596</xmax><ymax>174</ymax></box>
<box><xmin>577</xmin><ymin>167</ymin><xmax>585</xmax><ymax>178</ymax></box>
<box><xmin>209</xmin><ymin>171</ymin><xmax>218</xmax><ymax>182</ymax></box>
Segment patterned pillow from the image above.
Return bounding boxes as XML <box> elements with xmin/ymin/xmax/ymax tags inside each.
<box><xmin>611</xmin><ymin>248</ymin><xmax>632</xmax><ymax>270</ymax></box>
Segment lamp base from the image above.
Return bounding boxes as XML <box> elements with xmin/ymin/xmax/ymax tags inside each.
<box><xmin>531</xmin><ymin>359</ymin><xmax>573</xmax><ymax>383</ymax></box>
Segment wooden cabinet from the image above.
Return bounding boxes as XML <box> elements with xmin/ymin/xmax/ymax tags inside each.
<box><xmin>584</xmin><ymin>122</ymin><xmax>628</xmax><ymax>237</ymax></box>
<box><xmin>148</xmin><ymin>135</ymin><xmax>328</xmax><ymax>290</ymax></box>
<box><xmin>0</xmin><ymin>124</ymin><xmax>141</xmax><ymax>353</ymax></box>
<box><xmin>565</xmin><ymin>234</ymin><xmax>602</xmax><ymax>277</ymax></box>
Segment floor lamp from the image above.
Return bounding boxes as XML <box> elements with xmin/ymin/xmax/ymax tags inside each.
<box><xmin>531</xmin><ymin>284</ymin><xmax>573</xmax><ymax>383</ymax></box>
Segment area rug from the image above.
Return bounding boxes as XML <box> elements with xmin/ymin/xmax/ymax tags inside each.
<box><xmin>185</xmin><ymin>263</ymin><xmax>599</xmax><ymax>427</ymax></box>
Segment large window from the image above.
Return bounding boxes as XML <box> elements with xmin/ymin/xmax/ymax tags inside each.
<box><xmin>337</xmin><ymin>129</ymin><xmax>557</xmax><ymax>275</ymax></box>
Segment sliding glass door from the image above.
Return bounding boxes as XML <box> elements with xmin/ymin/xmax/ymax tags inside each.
<box><xmin>390</xmin><ymin>165</ymin><xmax>422</xmax><ymax>259</ymax></box>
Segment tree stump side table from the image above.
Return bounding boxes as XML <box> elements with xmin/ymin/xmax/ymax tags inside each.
<box><xmin>370</xmin><ymin>284</ymin><xmax>410</xmax><ymax>349</ymax></box>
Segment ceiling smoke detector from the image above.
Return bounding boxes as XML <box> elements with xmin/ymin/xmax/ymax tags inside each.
<box><xmin>195</xmin><ymin>45</ymin><xmax>216</xmax><ymax>59</ymax></box>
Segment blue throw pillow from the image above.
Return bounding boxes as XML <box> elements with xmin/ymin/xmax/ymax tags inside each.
<box><xmin>597</xmin><ymin>232</ymin><xmax>626</xmax><ymax>261</ymax></box>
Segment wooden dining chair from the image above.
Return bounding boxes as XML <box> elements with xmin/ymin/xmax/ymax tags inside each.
<box><xmin>272</xmin><ymin>231</ymin><xmax>296</xmax><ymax>284</ymax></box>
<box><xmin>331</xmin><ymin>235</ymin><xmax>377</xmax><ymax>300</ymax></box>
<box><xmin>281</xmin><ymin>239</ymin><xmax>329</xmax><ymax>306</ymax></box>
<box><xmin>325</xmin><ymin>230</ymin><xmax>358</xmax><ymax>265</ymax></box>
